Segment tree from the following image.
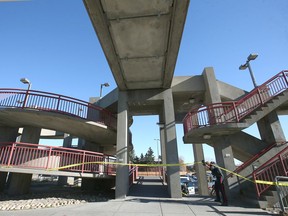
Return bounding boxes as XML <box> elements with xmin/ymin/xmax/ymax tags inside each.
<box><xmin>129</xmin><ymin>149</ymin><xmax>136</xmax><ymax>162</ymax></box>
<box><xmin>145</xmin><ymin>147</ymin><xmax>155</xmax><ymax>164</ymax></box>
<box><xmin>139</xmin><ymin>153</ymin><xmax>145</xmax><ymax>163</ymax></box>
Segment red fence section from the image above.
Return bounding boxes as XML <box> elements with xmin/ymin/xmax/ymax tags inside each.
<box><xmin>227</xmin><ymin>142</ymin><xmax>280</xmax><ymax>179</ymax></box>
<box><xmin>252</xmin><ymin>145</ymin><xmax>288</xmax><ymax>197</ymax></box>
<box><xmin>183</xmin><ymin>70</ymin><xmax>288</xmax><ymax>134</ymax></box>
<box><xmin>0</xmin><ymin>89</ymin><xmax>117</xmax><ymax>129</ymax></box>
<box><xmin>0</xmin><ymin>142</ymin><xmax>116</xmax><ymax>175</ymax></box>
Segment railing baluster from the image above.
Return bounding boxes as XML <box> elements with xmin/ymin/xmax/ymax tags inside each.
<box><xmin>7</xmin><ymin>142</ymin><xmax>15</xmax><ymax>167</ymax></box>
<box><xmin>46</xmin><ymin>146</ymin><xmax>52</xmax><ymax>169</ymax></box>
<box><xmin>81</xmin><ymin>152</ymin><xmax>86</xmax><ymax>174</ymax></box>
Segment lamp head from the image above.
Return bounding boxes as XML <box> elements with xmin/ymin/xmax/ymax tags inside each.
<box><xmin>102</xmin><ymin>82</ymin><xmax>110</xmax><ymax>87</ymax></box>
<box><xmin>20</xmin><ymin>78</ymin><xmax>30</xmax><ymax>84</ymax></box>
<box><xmin>247</xmin><ymin>53</ymin><xmax>258</xmax><ymax>61</ymax></box>
<box><xmin>239</xmin><ymin>64</ymin><xmax>248</xmax><ymax>70</ymax></box>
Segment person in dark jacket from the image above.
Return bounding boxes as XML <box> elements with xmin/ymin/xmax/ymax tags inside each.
<box><xmin>203</xmin><ymin>160</ymin><xmax>228</xmax><ymax>206</ymax></box>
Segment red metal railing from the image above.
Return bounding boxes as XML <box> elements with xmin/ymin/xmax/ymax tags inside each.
<box><xmin>252</xmin><ymin>145</ymin><xmax>288</xmax><ymax>197</ymax></box>
<box><xmin>0</xmin><ymin>142</ymin><xmax>116</xmax><ymax>175</ymax></box>
<box><xmin>129</xmin><ymin>165</ymin><xmax>138</xmax><ymax>186</ymax></box>
<box><xmin>0</xmin><ymin>89</ymin><xmax>117</xmax><ymax>129</ymax></box>
<box><xmin>227</xmin><ymin>142</ymin><xmax>281</xmax><ymax>179</ymax></box>
<box><xmin>183</xmin><ymin>70</ymin><xmax>288</xmax><ymax>134</ymax></box>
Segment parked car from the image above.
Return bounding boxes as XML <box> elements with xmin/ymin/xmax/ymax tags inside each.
<box><xmin>180</xmin><ymin>175</ymin><xmax>198</xmax><ymax>195</ymax></box>
<box><xmin>186</xmin><ymin>180</ymin><xmax>198</xmax><ymax>195</ymax></box>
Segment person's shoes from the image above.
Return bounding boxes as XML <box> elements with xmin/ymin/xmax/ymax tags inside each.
<box><xmin>214</xmin><ymin>199</ymin><xmax>221</xmax><ymax>202</ymax></box>
<box><xmin>221</xmin><ymin>202</ymin><xmax>228</xmax><ymax>206</ymax></box>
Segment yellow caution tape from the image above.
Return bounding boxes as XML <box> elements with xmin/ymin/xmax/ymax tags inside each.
<box><xmin>212</xmin><ymin>164</ymin><xmax>254</xmax><ymax>184</ymax></box>
<box><xmin>47</xmin><ymin>161</ymin><xmax>203</xmax><ymax>171</ymax></box>
<box><xmin>255</xmin><ymin>180</ymin><xmax>288</xmax><ymax>186</ymax></box>
<box><xmin>2</xmin><ymin>160</ymin><xmax>284</xmax><ymax>187</ymax></box>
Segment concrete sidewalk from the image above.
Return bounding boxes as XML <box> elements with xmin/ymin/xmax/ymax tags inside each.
<box><xmin>0</xmin><ymin>196</ymin><xmax>278</xmax><ymax>216</ymax></box>
<box><xmin>0</xmin><ymin>176</ymin><xmax>279</xmax><ymax>216</ymax></box>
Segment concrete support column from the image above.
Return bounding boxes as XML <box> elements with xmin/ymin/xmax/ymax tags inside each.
<box><xmin>115</xmin><ymin>91</ymin><xmax>129</xmax><ymax>199</ymax></box>
<box><xmin>0</xmin><ymin>126</ymin><xmax>19</xmax><ymax>192</ymax></box>
<box><xmin>85</xmin><ymin>141</ymin><xmax>102</xmax><ymax>152</ymax></box>
<box><xmin>199</xmin><ymin>67</ymin><xmax>224</xmax><ymax>195</ymax></box>
<box><xmin>193</xmin><ymin>144</ymin><xmax>209</xmax><ymax>195</ymax></box>
<box><xmin>159</xmin><ymin>115</ymin><xmax>167</xmax><ymax>182</ymax></box>
<box><xmin>63</xmin><ymin>133</ymin><xmax>73</xmax><ymax>148</ymax></box>
<box><xmin>8</xmin><ymin>126</ymin><xmax>41</xmax><ymax>195</ymax></box>
<box><xmin>78</xmin><ymin>138</ymin><xmax>85</xmax><ymax>149</ymax></box>
<box><xmin>257</xmin><ymin>110</ymin><xmax>286</xmax><ymax>144</ymax></box>
<box><xmin>58</xmin><ymin>133</ymin><xmax>73</xmax><ymax>186</ymax></box>
<box><xmin>202</xmin><ymin>67</ymin><xmax>221</xmax><ymax>104</ymax></box>
<box><xmin>163</xmin><ymin>89</ymin><xmax>181</xmax><ymax>198</ymax></box>
<box><xmin>213</xmin><ymin>136</ymin><xmax>236</xmax><ymax>200</ymax></box>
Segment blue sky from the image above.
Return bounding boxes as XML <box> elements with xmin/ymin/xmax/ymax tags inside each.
<box><xmin>0</xmin><ymin>0</ymin><xmax>288</xmax><ymax>163</ymax></box>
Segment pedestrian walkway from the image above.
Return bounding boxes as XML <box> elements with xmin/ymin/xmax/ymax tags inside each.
<box><xmin>0</xmin><ymin>176</ymin><xmax>278</xmax><ymax>216</ymax></box>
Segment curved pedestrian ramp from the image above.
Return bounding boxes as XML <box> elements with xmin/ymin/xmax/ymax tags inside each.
<box><xmin>0</xmin><ymin>142</ymin><xmax>116</xmax><ymax>178</ymax></box>
<box><xmin>128</xmin><ymin>176</ymin><xmax>169</xmax><ymax>198</ymax></box>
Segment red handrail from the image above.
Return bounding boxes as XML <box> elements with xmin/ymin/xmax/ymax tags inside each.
<box><xmin>0</xmin><ymin>88</ymin><xmax>117</xmax><ymax>130</ymax></box>
<box><xmin>252</xmin><ymin>144</ymin><xmax>288</xmax><ymax>197</ymax></box>
<box><xmin>0</xmin><ymin>142</ymin><xmax>116</xmax><ymax>175</ymax></box>
<box><xmin>183</xmin><ymin>70</ymin><xmax>288</xmax><ymax>134</ymax></box>
<box><xmin>129</xmin><ymin>165</ymin><xmax>138</xmax><ymax>186</ymax></box>
<box><xmin>226</xmin><ymin>142</ymin><xmax>281</xmax><ymax>179</ymax></box>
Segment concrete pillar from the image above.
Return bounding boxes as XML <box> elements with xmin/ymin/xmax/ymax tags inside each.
<box><xmin>63</xmin><ymin>133</ymin><xmax>73</xmax><ymax>148</ymax></box>
<box><xmin>0</xmin><ymin>173</ymin><xmax>8</xmax><ymax>192</ymax></box>
<box><xmin>78</xmin><ymin>138</ymin><xmax>85</xmax><ymax>149</ymax></box>
<box><xmin>8</xmin><ymin>126</ymin><xmax>41</xmax><ymax>195</ymax></box>
<box><xmin>213</xmin><ymin>136</ymin><xmax>236</xmax><ymax>200</ymax></box>
<box><xmin>0</xmin><ymin>126</ymin><xmax>19</xmax><ymax>141</ymax></box>
<box><xmin>257</xmin><ymin>111</ymin><xmax>286</xmax><ymax>144</ymax></box>
<box><xmin>198</xmin><ymin>67</ymin><xmax>224</xmax><ymax>195</ymax></box>
<box><xmin>58</xmin><ymin>133</ymin><xmax>73</xmax><ymax>186</ymax></box>
<box><xmin>115</xmin><ymin>91</ymin><xmax>129</xmax><ymax>199</ymax></box>
<box><xmin>159</xmin><ymin>115</ymin><xmax>167</xmax><ymax>182</ymax></box>
<box><xmin>202</xmin><ymin>67</ymin><xmax>221</xmax><ymax>103</ymax></box>
<box><xmin>193</xmin><ymin>144</ymin><xmax>209</xmax><ymax>195</ymax></box>
<box><xmin>0</xmin><ymin>126</ymin><xmax>19</xmax><ymax>192</ymax></box>
<box><xmin>85</xmin><ymin>141</ymin><xmax>103</xmax><ymax>152</ymax></box>
<box><xmin>163</xmin><ymin>89</ymin><xmax>181</xmax><ymax>198</ymax></box>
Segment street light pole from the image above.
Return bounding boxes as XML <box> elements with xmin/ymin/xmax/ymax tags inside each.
<box><xmin>20</xmin><ymin>78</ymin><xmax>31</xmax><ymax>107</ymax></box>
<box><xmin>100</xmin><ymin>82</ymin><xmax>110</xmax><ymax>98</ymax></box>
<box><xmin>154</xmin><ymin>138</ymin><xmax>160</xmax><ymax>163</ymax></box>
<box><xmin>239</xmin><ymin>53</ymin><xmax>258</xmax><ymax>88</ymax></box>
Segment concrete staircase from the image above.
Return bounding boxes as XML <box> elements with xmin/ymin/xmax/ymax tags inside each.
<box><xmin>229</xmin><ymin>143</ymin><xmax>288</xmax><ymax>209</ymax></box>
<box><xmin>242</xmin><ymin>90</ymin><xmax>288</xmax><ymax>125</ymax></box>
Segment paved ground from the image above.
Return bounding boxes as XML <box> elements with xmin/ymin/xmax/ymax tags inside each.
<box><xmin>0</xmin><ymin>176</ymin><xmax>279</xmax><ymax>216</ymax></box>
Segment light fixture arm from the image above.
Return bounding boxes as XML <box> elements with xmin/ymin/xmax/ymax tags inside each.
<box><xmin>99</xmin><ymin>83</ymin><xmax>110</xmax><ymax>98</ymax></box>
<box><xmin>239</xmin><ymin>53</ymin><xmax>258</xmax><ymax>88</ymax></box>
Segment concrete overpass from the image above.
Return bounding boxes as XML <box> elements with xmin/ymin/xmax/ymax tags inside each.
<box><xmin>84</xmin><ymin>0</ymin><xmax>288</xmax><ymax>204</ymax></box>
<box><xmin>0</xmin><ymin>0</ymin><xmax>288</xmax><ymax>208</ymax></box>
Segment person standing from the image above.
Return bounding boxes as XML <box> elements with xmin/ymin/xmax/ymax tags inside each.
<box><xmin>203</xmin><ymin>160</ymin><xmax>228</xmax><ymax>206</ymax></box>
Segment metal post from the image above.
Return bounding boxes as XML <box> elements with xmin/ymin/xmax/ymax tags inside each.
<box><xmin>247</xmin><ymin>61</ymin><xmax>258</xmax><ymax>88</ymax></box>
<box><xmin>100</xmin><ymin>84</ymin><xmax>103</xmax><ymax>98</ymax></box>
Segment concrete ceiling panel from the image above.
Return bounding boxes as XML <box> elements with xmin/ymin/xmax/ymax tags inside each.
<box><xmin>126</xmin><ymin>81</ymin><xmax>163</xmax><ymax>89</ymax></box>
<box><xmin>101</xmin><ymin>0</ymin><xmax>173</xmax><ymax>19</ymax></box>
<box><xmin>109</xmin><ymin>15</ymin><xmax>170</xmax><ymax>58</ymax></box>
<box><xmin>121</xmin><ymin>57</ymin><xmax>164</xmax><ymax>82</ymax></box>
<box><xmin>84</xmin><ymin>0</ymin><xmax>190</xmax><ymax>90</ymax></box>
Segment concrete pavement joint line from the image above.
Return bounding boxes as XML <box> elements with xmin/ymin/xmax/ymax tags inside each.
<box><xmin>209</xmin><ymin>205</ymin><xmax>226</xmax><ymax>216</ymax></box>
<box><xmin>159</xmin><ymin>200</ymin><xmax>164</xmax><ymax>216</ymax></box>
<box><xmin>114</xmin><ymin>199</ymin><xmax>125</xmax><ymax>216</ymax></box>
<box><xmin>186</xmin><ymin>200</ymin><xmax>197</xmax><ymax>216</ymax></box>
